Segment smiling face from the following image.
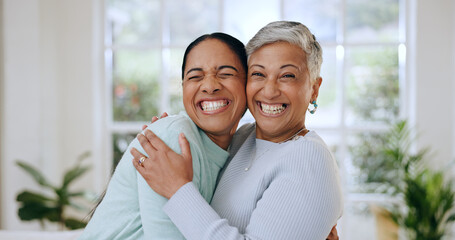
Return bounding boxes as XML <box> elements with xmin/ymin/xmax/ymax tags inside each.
<box><xmin>182</xmin><ymin>39</ymin><xmax>247</xmax><ymax>147</ymax></box>
<box><xmin>247</xmin><ymin>41</ymin><xmax>322</xmax><ymax>142</ymax></box>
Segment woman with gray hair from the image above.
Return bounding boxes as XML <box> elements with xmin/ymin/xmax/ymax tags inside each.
<box><xmin>132</xmin><ymin>21</ymin><xmax>343</xmax><ymax>240</ymax></box>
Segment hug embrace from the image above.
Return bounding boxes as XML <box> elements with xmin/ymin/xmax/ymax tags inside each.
<box><xmin>80</xmin><ymin>21</ymin><xmax>343</xmax><ymax>240</ymax></box>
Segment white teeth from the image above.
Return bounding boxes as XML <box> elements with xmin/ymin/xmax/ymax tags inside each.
<box><xmin>261</xmin><ymin>103</ymin><xmax>286</xmax><ymax>115</ymax></box>
<box><xmin>201</xmin><ymin>100</ymin><xmax>228</xmax><ymax>111</ymax></box>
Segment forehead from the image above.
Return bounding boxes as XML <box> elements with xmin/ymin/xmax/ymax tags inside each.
<box><xmin>185</xmin><ymin>39</ymin><xmax>241</xmax><ymax>69</ymax></box>
<box><xmin>249</xmin><ymin>42</ymin><xmax>307</xmax><ymax>67</ymax></box>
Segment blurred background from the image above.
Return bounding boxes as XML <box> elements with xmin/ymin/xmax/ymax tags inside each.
<box><xmin>1</xmin><ymin>0</ymin><xmax>454</xmax><ymax>239</ymax></box>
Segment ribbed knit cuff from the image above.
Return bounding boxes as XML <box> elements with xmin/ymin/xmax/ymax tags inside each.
<box><xmin>163</xmin><ymin>182</ymin><xmax>221</xmax><ymax>239</ymax></box>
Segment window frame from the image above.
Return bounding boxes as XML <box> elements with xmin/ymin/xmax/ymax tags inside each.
<box><xmin>103</xmin><ymin>0</ymin><xmax>408</xmax><ymax>238</ymax></box>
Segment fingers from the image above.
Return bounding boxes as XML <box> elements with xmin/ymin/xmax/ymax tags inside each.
<box><xmin>131</xmin><ymin>148</ymin><xmax>148</xmax><ymax>170</ymax></box>
<box><xmin>326</xmin><ymin>224</ymin><xmax>338</xmax><ymax>240</ymax></box>
<box><xmin>142</xmin><ymin>124</ymin><xmax>148</xmax><ymax>131</ymax></box>
<box><xmin>178</xmin><ymin>133</ymin><xmax>191</xmax><ymax>161</ymax></box>
<box><xmin>334</xmin><ymin>227</ymin><xmax>338</xmax><ymax>240</ymax></box>
<box><xmin>150</xmin><ymin>112</ymin><xmax>168</xmax><ymax>124</ymax></box>
<box><xmin>151</xmin><ymin>116</ymin><xmax>159</xmax><ymax>124</ymax></box>
<box><xmin>144</xmin><ymin>129</ymin><xmax>169</xmax><ymax>151</ymax></box>
<box><xmin>137</xmin><ymin>132</ymin><xmax>157</xmax><ymax>158</ymax></box>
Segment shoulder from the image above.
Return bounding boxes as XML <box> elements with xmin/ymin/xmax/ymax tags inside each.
<box><xmin>280</xmin><ymin>131</ymin><xmax>337</xmax><ymax>174</ymax></box>
<box><xmin>291</xmin><ymin>131</ymin><xmax>332</xmax><ymax>157</ymax></box>
<box><xmin>131</xmin><ymin>112</ymin><xmax>203</xmax><ymax>155</ymax></box>
<box><xmin>236</xmin><ymin>122</ymin><xmax>255</xmax><ymax>136</ymax></box>
<box><xmin>270</xmin><ymin>132</ymin><xmax>342</xmax><ymax>201</ymax></box>
<box><xmin>146</xmin><ymin>111</ymin><xmax>199</xmax><ymax>141</ymax></box>
<box><xmin>148</xmin><ymin>112</ymin><xmax>195</xmax><ymax>132</ymax></box>
<box><xmin>229</xmin><ymin>122</ymin><xmax>255</xmax><ymax>156</ymax></box>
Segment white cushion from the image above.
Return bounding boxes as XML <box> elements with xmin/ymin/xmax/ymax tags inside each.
<box><xmin>0</xmin><ymin>229</ymin><xmax>83</xmax><ymax>240</ymax></box>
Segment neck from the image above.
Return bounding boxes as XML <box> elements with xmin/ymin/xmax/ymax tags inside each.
<box><xmin>206</xmin><ymin>133</ymin><xmax>233</xmax><ymax>150</ymax></box>
<box><xmin>207</xmin><ymin>121</ymin><xmax>240</xmax><ymax>150</ymax></box>
<box><xmin>256</xmin><ymin>124</ymin><xmax>307</xmax><ymax>143</ymax></box>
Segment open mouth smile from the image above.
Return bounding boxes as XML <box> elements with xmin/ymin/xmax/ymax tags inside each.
<box><xmin>198</xmin><ymin>99</ymin><xmax>231</xmax><ymax>113</ymax></box>
<box><xmin>258</xmin><ymin>101</ymin><xmax>288</xmax><ymax>115</ymax></box>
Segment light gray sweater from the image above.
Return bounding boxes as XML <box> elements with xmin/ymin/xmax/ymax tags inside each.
<box><xmin>163</xmin><ymin>123</ymin><xmax>343</xmax><ymax>240</ymax></box>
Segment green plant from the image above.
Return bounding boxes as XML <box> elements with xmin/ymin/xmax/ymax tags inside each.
<box><xmin>351</xmin><ymin>120</ymin><xmax>424</xmax><ymax>194</ymax></box>
<box><xmin>16</xmin><ymin>151</ymin><xmax>93</xmax><ymax>230</ymax></box>
<box><xmin>370</xmin><ymin>120</ymin><xmax>455</xmax><ymax>239</ymax></box>
<box><xmin>391</xmin><ymin>169</ymin><xmax>455</xmax><ymax>240</ymax></box>
<box><xmin>379</xmin><ymin>120</ymin><xmax>428</xmax><ymax>195</ymax></box>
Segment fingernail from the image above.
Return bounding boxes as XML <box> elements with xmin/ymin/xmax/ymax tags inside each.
<box><xmin>145</xmin><ymin>130</ymin><xmax>154</xmax><ymax>138</ymax></box>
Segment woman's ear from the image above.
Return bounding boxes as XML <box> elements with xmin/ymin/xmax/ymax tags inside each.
<box><xmin>311</xmin><ymin>77</ymin><xmax>322</xmax><ymax>101</ymax></box>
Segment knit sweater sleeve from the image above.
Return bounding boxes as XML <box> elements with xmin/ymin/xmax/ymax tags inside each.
<box><xmin>136</xmin><ymin>121</ymin><xmax>188</xmax><ymax>239</ymax></box>
<box><xmin>245</xmin><ymin>141</ymin><xmax>343</xmax><ymax>239</ymax></box>
<box><xmin>79</xmin><ymin>137</ymin><xmax>143</xmax><ymax>240</ymax></box>
<box><xmin>163</xmin><ymin>137</ymin><xmax>343</xmax><ymax>240</ymax></box>
<box><xmin>137</xmin><ymin>112</ymin><xmax>228</xmax><ymax>239</ymax></box>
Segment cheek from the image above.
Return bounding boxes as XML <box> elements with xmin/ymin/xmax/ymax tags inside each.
<box><xmin>294</xmin><ymin>81</ymin><xmax>312</xmax><ymax>99</ymax></box>
<box><xmin>233</xmin><ymin>81</ymin><xmax>246</xmax><ymax>94</ymax></box>
<box><xmin>182</xmin><ymin>82</ymin><xmax>195</xmax><ymax>95</ymax></box>
<box><xmin>233</xmin><ymin>87</ymin><xmax>247</xmax><ymax>111</ymax></box>
<box><xmin>236</xmin><ymin>88</ymin><xmax>247</xmax><ymax>104</ymax></box>
<box><xmin>293</xmin><ymin>89</ymin><xmax>311</xmax><ymax>108</ymax></box>
<box><xmin>182</xmin><ymin>84</ymin><xmax>197</xmax><ymax>106</ymax></box>
<box><xmin>246</xmin><ymin>81</ymin><xmax>257</xmax><ymax>102</ymax></box>
<box><xmin>228</xmin><ymin>79</ymin><xmax>247</xmax><ymax>100</ymax></box>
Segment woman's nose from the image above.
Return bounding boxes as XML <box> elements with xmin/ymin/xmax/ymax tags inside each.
<box><xmin>201</xmin><ymin>75</ymin><xmax>221</xmax><ymax>94</ymax></box>
<box><xmin>262</xmin><ymin>79</ymin><xmax>280</xmax><ymax>99</ymax></box>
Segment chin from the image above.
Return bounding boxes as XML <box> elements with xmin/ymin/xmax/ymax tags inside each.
<box><xmin>201</xmin><ymin>121</ymin><xmax>231</xmax><ymax>134</ymax></box>
<box><xmin>257</xmin><ymin>118</ymin><xmax>286</xmax><ymax>133</ymax></box>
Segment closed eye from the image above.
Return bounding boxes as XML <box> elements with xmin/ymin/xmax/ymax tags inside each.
<box><xmin>187</xmin><ymin>75</ymin><xmax>203</xmax><ymax>81</ymax></box>
<box><xmin>218</xmin><ymin>73</ymin><xmax>234</xmax><ymax>78</ymax></box>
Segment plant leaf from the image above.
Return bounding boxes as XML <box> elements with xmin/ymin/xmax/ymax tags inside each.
<box><xmin>44</xmin><ymin>208</ymin><xmax>61</xmax><ymax>222</ymax></box>
<box><xmin>16</xmin><ymin>191</ymin><xmax>54</xmax><ymax>204</ymax></box>
<box><xmin>67</xmin><ymin>190</ymin><xmax>97</xmax><ymax>201</ymax></box>
<box><xmin>64</xmin><ymin>218</ymin><xmax>87</xmax><ymax>230</ymax></box>
<box><xmin>67</xmin><ymin>191</ymin><xmax>87</xmax><ymax>197</ymax></box>
<box><xmin>16</xmin><ymin>161</ymin><xmax>54</xmax><ymax>188</ymax></box>
<box><xmin>62</xmin><ymin>165</ymin><xmax>91</xmax><ymax>188</ymax></box>
<box><xmin>17</xmin><ymin>202</ymin><xmax>56</xmax><ymax>221</ymax></box>
<box><xmin>68</xmin><ymin>201</ymin><xmax>88</xmax><ymax>211</ymax></box>
<box><xmin>76</xmin><ymin>151</ymin><xmax>91</xmax><ymax>163</ymax></box>
<box><xmin>448</xmin><ymin>213</ymin><xmax>455</xmax><ymax>222</ymax></box>
<box><xmin>16</xmin><ymin>152</ymin><xmax>93</xmax><ymax>229</ymax></box>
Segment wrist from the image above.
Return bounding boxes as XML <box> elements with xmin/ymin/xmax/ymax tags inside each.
<box><xmin>168</xmin><ymin>179</ymin><xmax>192</xmax><ymax>199</ymax></box>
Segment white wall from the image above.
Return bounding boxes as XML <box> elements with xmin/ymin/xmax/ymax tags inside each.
<box><xmin>0</xmin><ymin>0</ymin><xmax>107</xmax><ymax>230</ymax></box>
<box><xmin>411</xmin><ymin>0</ymin><xmax>455</xmax><ymax>168</ymax></box>
<box><xmin>452</xmin><ymin>0</ymin><xmax>455</xmax><ymax>174</ymax></box>
<box><xmin>1</xmin><ymin>0</ymin><xmax>455</xmax><ymax>231</ymax></box>
<box><xmin>0</xmin><ymin>0</ymin><xmax>4</xmax><ymax>229</ymax></box>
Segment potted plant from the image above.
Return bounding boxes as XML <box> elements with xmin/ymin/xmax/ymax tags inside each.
<box><xmin>352</xmin><ymin>120</ymin><xmax>455</xmax><ymax>239</ymax></box>
<box><xmin>15</xmin><ymin>151</ymin><xmax>94</xmax><ymax>230</ymax></box>
<box><xmin>388</xmin><ymin>157</ymin><xmax>455</xmax><ymax>240</ymax></box>
<box><xmin>351</xmin><ymin>120</ymin><xmax>418</xmax><ymax>239</ymax></box>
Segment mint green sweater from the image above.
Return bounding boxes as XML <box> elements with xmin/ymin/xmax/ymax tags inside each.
<box><xmin>79</xmin><ymin>112</ymin><xmax>229</xmax><ymax>240</ymax></box>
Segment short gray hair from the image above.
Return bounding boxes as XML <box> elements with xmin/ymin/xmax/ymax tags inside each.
<box><xmin>246</xmin><ymin>21</ymin><xmax>323</xmax><ymax>82</ymax></box>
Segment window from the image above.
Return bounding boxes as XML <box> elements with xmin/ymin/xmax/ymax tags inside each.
<box><xmin>105</xmin><ymin>0</ymin><xmax>406</xmax><ymax>238</ymax></box>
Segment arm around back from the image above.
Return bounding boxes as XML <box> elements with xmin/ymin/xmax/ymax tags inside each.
<box><xmin>163</xmin><ymin>132</ymin><xmax>343</xmax><ymax>240</ymax></box>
